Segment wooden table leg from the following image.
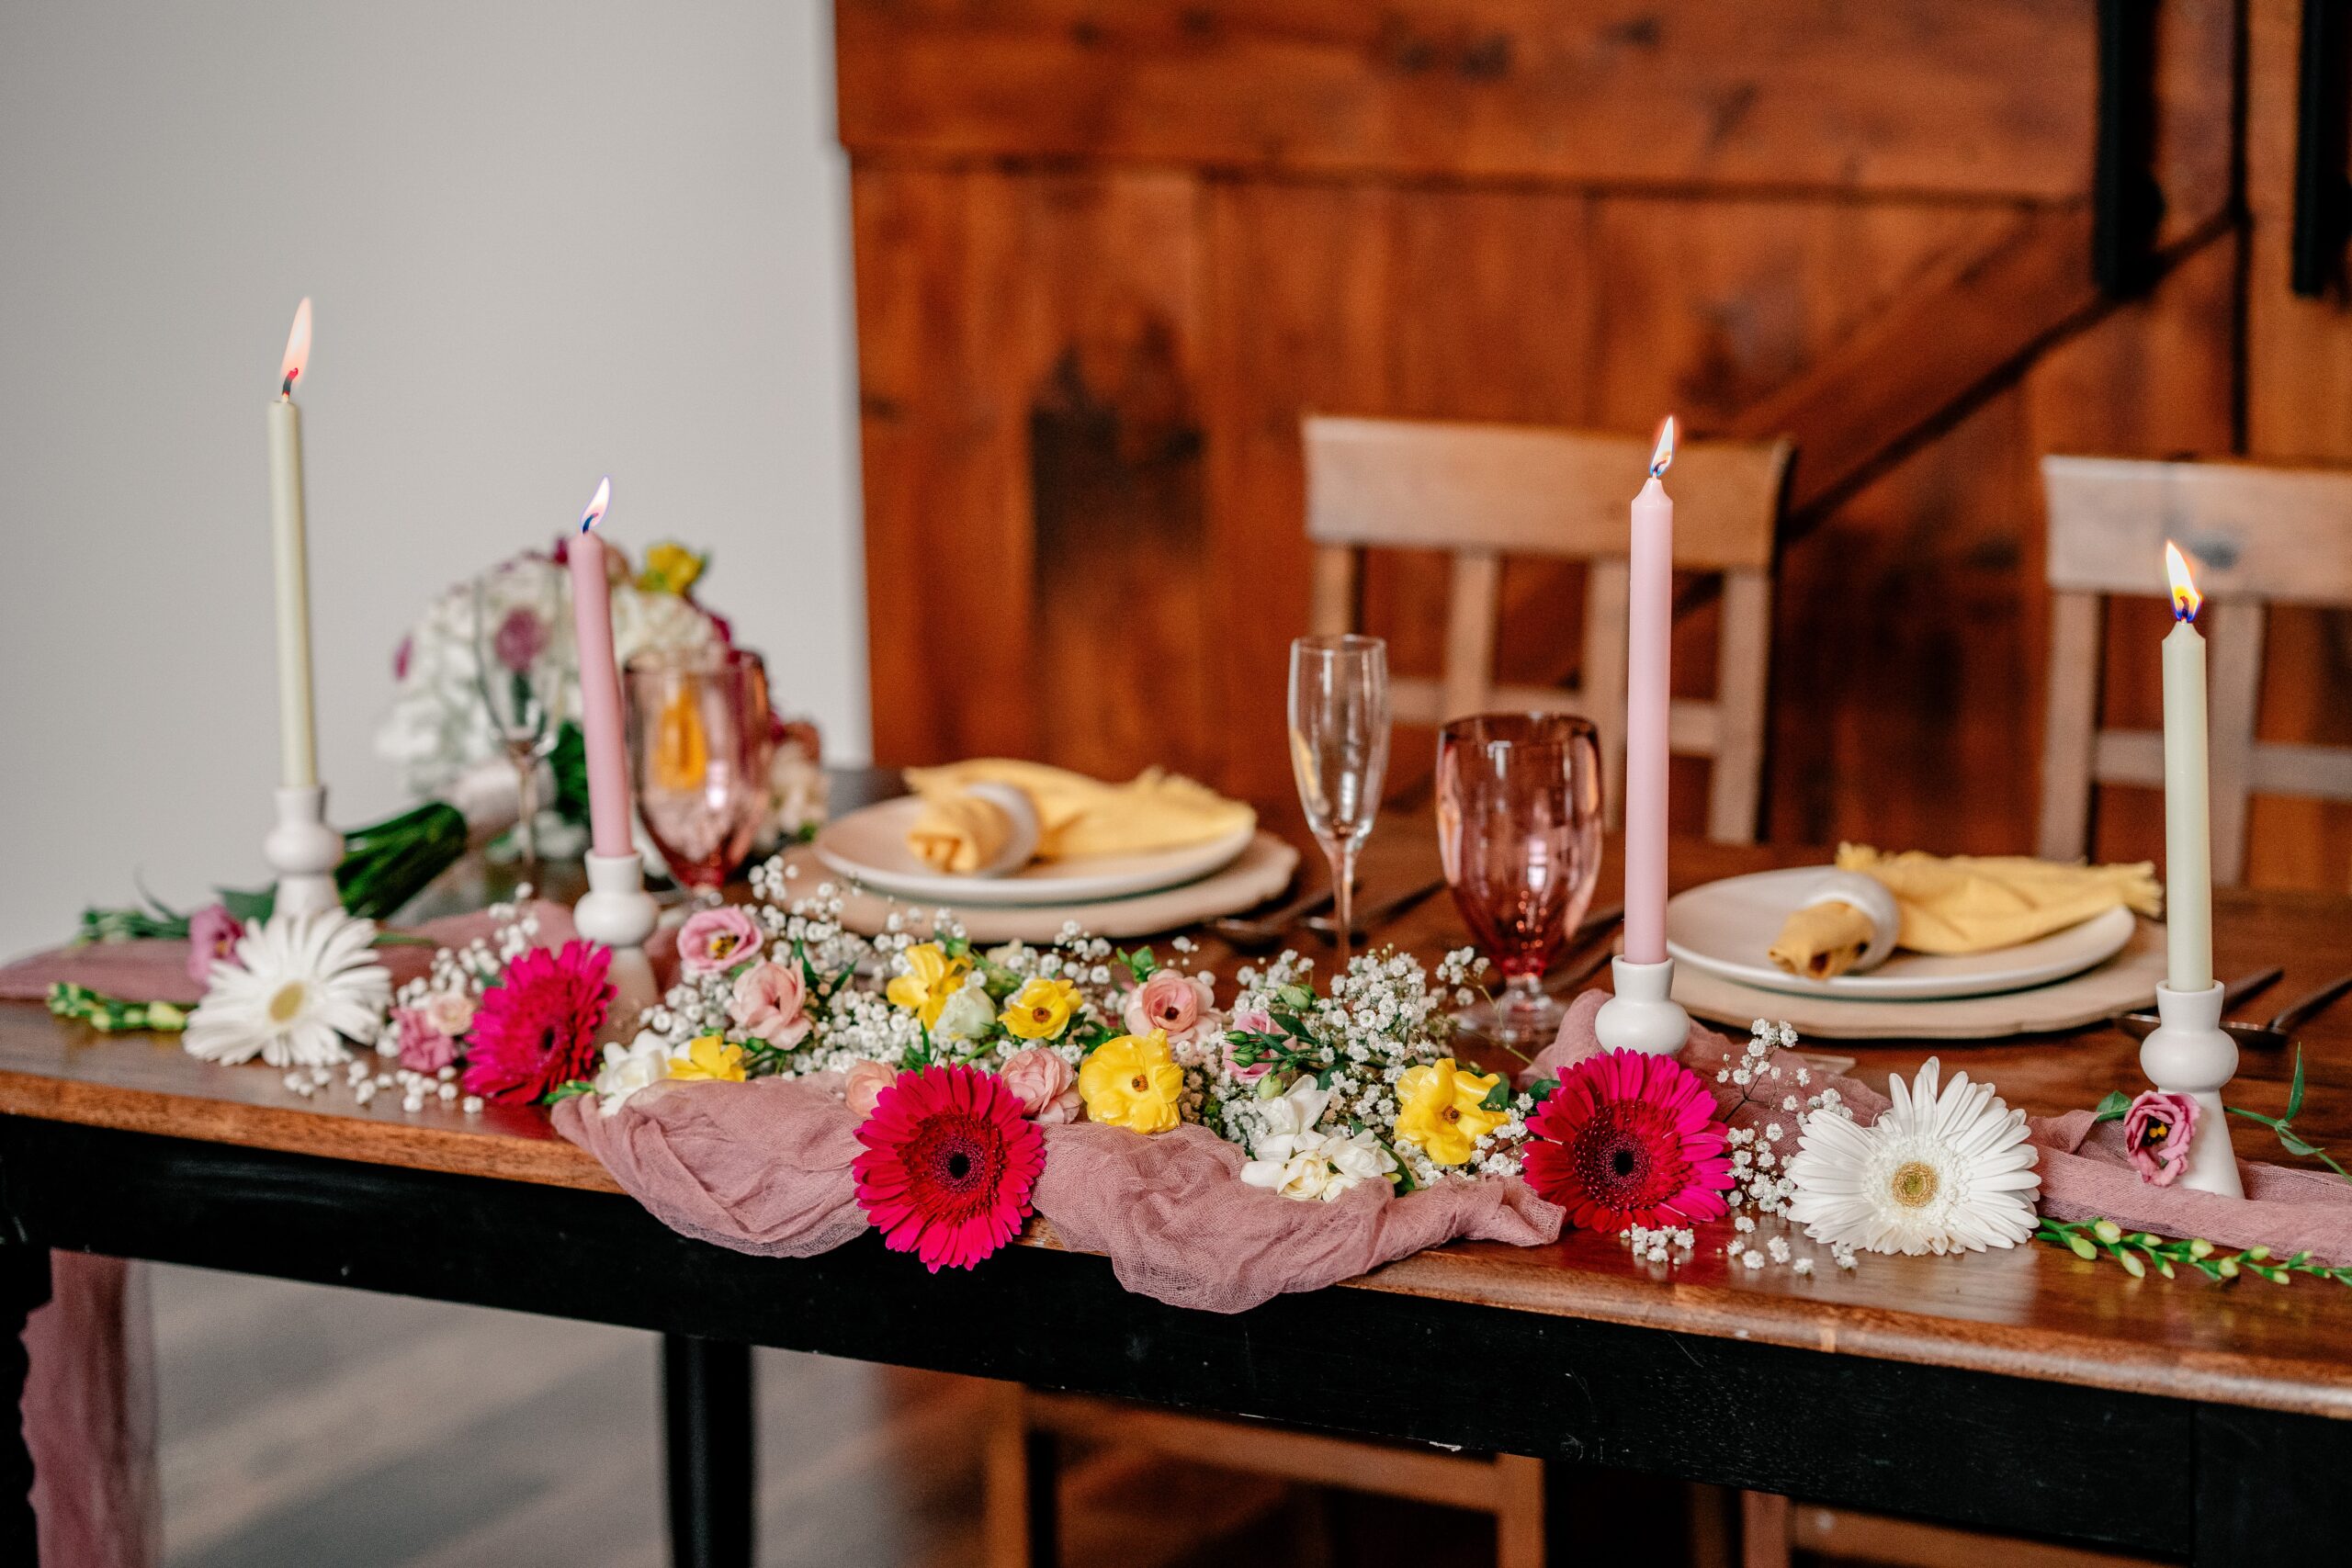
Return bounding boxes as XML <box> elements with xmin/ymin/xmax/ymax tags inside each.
<box><xmin>0</xmin><ymin>1240</ymin><xmax>51</xmax><ymax>1568</ymax></box>
<box><xmin>662</xmin><ymin>1334</ymin><xmax>753</xmax><ymax>1568</ymax></box>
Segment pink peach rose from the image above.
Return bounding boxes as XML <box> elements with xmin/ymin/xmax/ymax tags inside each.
<box><xmin>187</xmin><ymin>903</ymin><xmax>243</xmax><ymax>984</ymax></box>
<box><xmin>421</xmin><ymin>990</ymin><xmax>476</xmax><ymax>1039</ymax></box>
<box><xmin>843</xmin><ymin>1059</ymin><xmax>899</xmax><ymax>1119</ymax></box>
<box><xmin>677</xmin><ymin>907</ymin><xmax>763</xmax><ymax>976</ymax></box>
<box><xmin>729</xmin><ymin>961</ymin><xmax>810</xmax><ymax>1046</ymax></box>
<box><xmin>1223</xmin><ymin>1007</ymin><xmax>1276</xmax><ymax>1082</ymax></box>
<box><xmin>2123</xmin><ymin>1089</ymin><xmax>2199</xmax><ymax>1187</ymax></box>
<box><xmin>1125</xmin><ymin>968</ymin><xmax>1214</xmax><ymax>1040</ymax></box>
<box><xmin>1001</xmin><ymin>1047</ymin><xmax>1084</xmax><ymax>1124</ymax></box>
<box><xmin>391</xmin><ymin>1007</ymin><xmax>459</xmax><ymax>1074</ymax></box>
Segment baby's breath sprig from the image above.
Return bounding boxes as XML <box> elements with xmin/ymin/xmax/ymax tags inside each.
<box><xmin>2036</xmin><ymin>1215</ymin><xmax>2352</xmax><ymax>1287</ymax></box>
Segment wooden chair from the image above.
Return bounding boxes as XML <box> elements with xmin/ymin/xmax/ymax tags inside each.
<box><xmin>1305</xmin><ymin>414</ymin><xmax>1792</xmax><ymax>840</ymax></box>
<box><xmin>2038</xmin><ymin>455</ymin><xmax>2352</xmax><ymax>885</ymax></box>
<box><xmin>983</xmin><ymin>417</ymin><xmax>1791</xmax><ymax>1568</ymax></box>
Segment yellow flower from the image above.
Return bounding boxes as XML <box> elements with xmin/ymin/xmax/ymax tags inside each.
<box><xmin>886</xmin><ymin>943</ymin><xmax>969</xmax><ymax>1028</ymax></box>
<box><xmin>1000</xmin><ymin>976</ymin><xmax>1082</xmax><ymax>1041</ymax></box>
<box><xmin>651</xmin><ymin>687</ymin><xmax>709</xmax><ymax>793</ymax></box>
<box><xmin>669</xmin><ymin>1034</ymin><xmax>747</xmax><ymax>1083</ymax></box>
<box><xmin>636</xmin><ymin>541</ymin><xmax>707</xmax><ymax>596</ymax></box>
<box><xmin>1078</xmin><ymin>1031</ymin><xmax>1185</xmax><ymax>1134</ymax></box>
<box><xmin>1394</xmin><ymin>1057</ymin><xmax>1506</xmax><ymax>1167</ymax></box>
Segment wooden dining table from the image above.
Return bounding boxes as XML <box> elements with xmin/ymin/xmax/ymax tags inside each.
<box><xmin>3</xmin><ymin>773</ymin><xmax>2350</xmax><ymax>1567</ymax></box>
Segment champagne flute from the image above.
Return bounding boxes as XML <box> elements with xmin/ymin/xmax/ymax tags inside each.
<box><xmin>1288</xmin><ymin>635</ymin><xmax>1390</xmax><ymax>974</ymax></box>
<box><xmin>1436</xmin><ymin>713</ymin><xmax>1603</xmax><ymax>1046</ymax></box>
<box><xmin>471</xmin><ymin>568</ymin><xmax>568</xmax><ymax>868</ymax></box>
<box><xmin>626</xmin><ymin>646</ymin><xmax>775</xmax><ymax>906</ymax></box>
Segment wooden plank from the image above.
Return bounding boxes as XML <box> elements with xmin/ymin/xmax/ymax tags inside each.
<box><xmin>1708</xmin><ymin>567</ymin><xmax>1773</xmax><ymax>843</ymax></box>
<box><xmin>1305</xmin><ymin>415</ymin><xmax>1788</xmax><ymax>569</ymax></box>
<box><xmin>836</xmin><ymin>0</ymin><xmax>2098</xmax><ymax>198</ymax></box>
<box><xmin>1787</xmin><ymin>1506</ymin><xmax>2158</xmax><ymax>1567</ymax></box>
<box><xmin>2044</xmin><ymin>457</ymin><xmax>2352</xmax><ymax>605</ymax></box>
<box><xmin>2207</xmin><ymin>601</ymin><xmax>2269</xmax><ymax>887</ymax></box>
<box><xmin>1438</xmin><ymin>549</ymin><xmax>1502</xmax><ymax>721</ymax></box>
<box><xmin>1309</xmin><ymin>542</ymin><xmax>1359</xmax><ymax>637</ymax></box>
<box><xmin>2037</xmin><ymin>592</ymin><xmax>2106</xmax><ymax>862</ymax></box>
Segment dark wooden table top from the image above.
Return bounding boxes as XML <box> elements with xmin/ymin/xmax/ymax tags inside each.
<box><xmin>7</xmin><ymin>795</ymin><xmax>2352</xmax><ymax>1422</ymax></box>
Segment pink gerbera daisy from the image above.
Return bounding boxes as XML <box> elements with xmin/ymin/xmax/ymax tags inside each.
<box><xmin>459</xmin><ymin>940</ymin><xmax>615</xmax><ymax>1103</ymax></box>
<box><xmin>853</xmin><ymin>1066</ymin><xmax>1046</xmax><ymax>1272</ymax></box>
<box><xmin>1523</xmin><ymin>1049</ymin><xmax>1734</xmax><ymax>1231</ymax></box>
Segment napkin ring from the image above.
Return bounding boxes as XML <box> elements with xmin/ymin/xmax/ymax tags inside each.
<box><xmin>1803</xmin><ymin>871</ymin><xmax>1900</xmax><ymax>974</ymax></box>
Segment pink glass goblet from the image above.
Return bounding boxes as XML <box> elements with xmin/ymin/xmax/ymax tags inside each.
<box><xmin>1436</xmin><ymin>713</ymin><xmax>1604</xmax><ymax>1047</ymax></box>
<box><xmin>626</xmin><ymin>646</ymin><xmax>775</xmax><ymax>904</ymax></box>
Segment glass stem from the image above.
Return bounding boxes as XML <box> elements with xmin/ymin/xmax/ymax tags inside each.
<box><xmin>1503</xmin><ymin>972</ymin><xmax>1545</xmax><ymax>1021</ymax></box>
<box><xmin>512</xmin><ymin>752</ymin><xmax>539</xmax><ymax>870</ymax></box>
<box><xmin>1331</xmin><ymin>840</ymin><xmax>1357</xmax><ymax>974</ymax></box>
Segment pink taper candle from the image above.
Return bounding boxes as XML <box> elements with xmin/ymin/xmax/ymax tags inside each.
<box><xmin>566</xmin><ymin>478</ymin><xmax>634</xmax><ymax>859</ymax></box>
<box><xmin>1623</xmin><ymin>417</ymin><xmax>1677</xmax><ymax>965</ymax></box>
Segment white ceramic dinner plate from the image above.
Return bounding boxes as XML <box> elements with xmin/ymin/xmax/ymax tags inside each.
<box><xmin>813</xmin><ymin>796</ymin><xmax>1258</xmax><ymax>907</ymax></box>
<box><xmin>1665</xmin><ymin>866</ymin><xmax>2140</xmax><ymax>1001</ymax></box>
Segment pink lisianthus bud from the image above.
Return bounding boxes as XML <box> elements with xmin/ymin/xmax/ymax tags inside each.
<box><xmin>729</xmin><ymin>961</ymin><xmax>810</xmax><ymax>1046</ymax></box>
<box><xmin>677</xmin><ymin>907</ymin><xmax>763</xmax><ymax>976</ymax></box>
<box><xmin>187</xmin><ymin>904</ymin><xmax>244</xmax><ymax>985</ymax></box>
<box><xmin>1000</xmin><ymin>1046</ymin><xmax>1084</xmax><ymax>1123</ymax></box>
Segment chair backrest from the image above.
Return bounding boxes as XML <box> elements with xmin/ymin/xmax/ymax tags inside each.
<box><xmin>2038</xmin><ymin>455</ymin><xmax>2352</xmax><ymax>886</ymax></box>
<box><xmin>1304</xmin><ymin>415</ymin><xmax>1792</xmax><ymax>843</ymax></box>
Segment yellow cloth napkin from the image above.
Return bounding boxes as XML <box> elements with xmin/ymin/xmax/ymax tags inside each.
<box><xmin>1768</xmin><ymin>843</ymin><xmax>2162</xmax><ymax>980</ymax></box>
<box><xmin>902</xmin><ymin>760</ymin><xmax>1255</xmax><ymax>874</ymax></box>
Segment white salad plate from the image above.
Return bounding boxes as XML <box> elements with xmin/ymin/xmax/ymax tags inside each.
<box><xmin>1665</xmin><ymin>866</ymin><xmax>2139</xmax><ymax>1001</ymax></box>
<box><xmin>813</xmin><ymin>796</ymin><xmax>1257</xmax><ymax>908</ymax></box>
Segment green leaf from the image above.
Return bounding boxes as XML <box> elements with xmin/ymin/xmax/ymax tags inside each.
<box><xmin>1479</xmin><ymin>1080</ymin><xmax>1512</xmax><ymax>1112</ymax></box>
<box><xmin>2092</xmin><ymin>1089</ymin><xmax>2132</xmax><ymax>1122</ymax></box>
<box><xmin>2278</xmin><ymin>1126</ymin><xmax>2320</xmax><ymax>1157</ymax></box>
<box><xmin>1524</xmin><ymin>1077</ymin><xmax>1558</xmax><ymax>1106</ymax></box>
<box><xmin>217</xmin><ymin>886</ymin><xmax>276</xmax><ymax>924</ymax></box>
<box><xmin>542</xmin><ymin>1081</ymin><xmax>595</xmax><ymax>1104</ymax></box>
<box><xmin>2289</xmin><ymin>1045</ymin><xmax>2309</xmax><ymax>1121</ymax></box>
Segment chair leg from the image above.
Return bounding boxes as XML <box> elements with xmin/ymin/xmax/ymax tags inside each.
<box><xmin>661</xmin><ymin>1335</ymin><xmax>754</xmax><ymax>1568</ymax></box>
<box><xmin>1492</xmin><ymin>1455</ymin><xmax>1544</xmax><ymax>1568</ymax></box>
<box><xmin>982</xmin><ymin>1383</ymin><xmax>1058</xmax><ymax>1568</ymax></box>
<box><xmin>0</xmin><ymin>1243</ymin><xmax>50</xmax><ymax>1568</ymax></box>
<box><xmin>1740</xmin><ymin>1491</ymin><xmax>1792</xmax><ymax>1568</ymax></box>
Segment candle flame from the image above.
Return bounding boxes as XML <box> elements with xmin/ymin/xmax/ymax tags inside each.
<box><xmin>2165</xmin><ymin>540</ymin><xmax>2202</xmax><ymax>621</ymax></box>
<box><xmin>279</xmin><ymin>297</ymin><xmax>311</xmax><ymax>396</ymax></box>
<box><xmin>579</xmin><ymin>476</ymin><xmax>612</xmax><ymax>534</ymax></box>
<box><xmin>1648</xmin><ymin>415</ymin><xmax>1677</xmax><ymax>479</ymax></box>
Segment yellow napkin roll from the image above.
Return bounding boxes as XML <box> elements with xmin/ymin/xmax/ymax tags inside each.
<box><xmin>1768</xmin><ymin>843</ymin><xmax>2162</xmax><ymax>980</ymax></box>
<box><xmin>902</xmin><ymin>760</ymin><xmax>1255</xmax><ymax>874</ymax></box>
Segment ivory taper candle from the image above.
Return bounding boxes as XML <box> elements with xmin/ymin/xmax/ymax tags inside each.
<box><xmin>2161</xmin><ymin>541</ymin><xmax>2213</xmax><ymax>994</ymax></box>
<box><xmin>566</xmin><ymin>478</ymin><xmax>635</xmax><ymax>859</ymax></box>
<box><xmin>267</xmin><ymin>298</ymin><xmax>318</xmax><ymax>789</ymax></box>
<box><xmin>1623</xmin><ymin>416</ymin><xmax>1677</xmax><ymax>965</ymax></box>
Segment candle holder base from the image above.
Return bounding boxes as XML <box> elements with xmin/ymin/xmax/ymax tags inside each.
<box><xmin>574</xmin><ymin>852</ymin><xmax>661</xmax><ymax>953</ymax></box>
<box><xmin>2140</xmin><ymin>980</ymin><xmax>2243</xmax><ymax>1199</ymax></box>
<box><xmin>264</xmin><ymin>785</ymin><xmax>343</xmax><ymax>919</ymax></box>
<box><xmin>1593</xmin><ymin>956</ymin><xmax>1690</xmax><ymax>1057</ymax></box>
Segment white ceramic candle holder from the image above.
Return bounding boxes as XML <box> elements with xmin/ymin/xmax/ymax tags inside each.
<box><xmin>1592</xmin><ymin>956</ymin><xmax>1690</xmax><ymax>1057</ymax></box>
<box><xmin>2139</xmin><ymin>980</ymin><xmax>2243</xmax><ymax>1198</ymax></box>
<box><xmin>264</xmin><ymin>784</ymin><xmax>343</xmax><ymax>919</ymax></box>
<box><xmin>573</xmin><ymin>850</ymin><xmax>661</xmax><ymax>952</ymax></box>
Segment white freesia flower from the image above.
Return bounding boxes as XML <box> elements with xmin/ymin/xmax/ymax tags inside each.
<box><xmin>184</xmin><ymin>910</ymin><xmax>392</xmax><ymax>1068</ymax></box>
<box><xmin>1239</xmin><ymin>1077</ymin><xmax>1396</xmax><ymax>1201</ymax></box>
<box><xmin>1784</xmin><ymin>1058</ymin><xmax>2040</xmax><ymax>1256</ymax></box>
<box><xmin>594</xmin><ymin>1030</ymin><xmax>675</xmax><ymax>1111</ymax></box>
<box><xmin>932</xmin><ymin>982</ymin><xmax>997</xmax><ymax>1044</ymax></box>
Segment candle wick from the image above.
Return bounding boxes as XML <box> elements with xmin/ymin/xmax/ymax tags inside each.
<box><xmin>280</xmin><ymin>372</ymin><xmax>297</xmax><ymax>398</ymax></box>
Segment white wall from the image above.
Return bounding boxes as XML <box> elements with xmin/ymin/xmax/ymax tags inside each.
<box><xmin>0</xmin><ymin>1</ymin><xmax>867</xmax><ymax>960</ymax></box>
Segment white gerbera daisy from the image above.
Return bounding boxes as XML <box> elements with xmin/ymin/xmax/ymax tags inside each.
<box><xmin>184</xmin><ymin>909</ymin><xmax>393</xmax><ymax>1068</ymax></box>
<box><xmin>1784</xmin><ymin>1058</ymin><xmax>2040</xmax><ymax>1256</ymax></box>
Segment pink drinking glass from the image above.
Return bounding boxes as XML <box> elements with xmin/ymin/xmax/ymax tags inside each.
<box><xmin>1436</xmin><ymin>713</ymin><xmax>1604</xmax><ymax>1046</ymax></box>
<box><xmin>626</xmin><ymin>646</ymin><xmax>775</xmax><ymax>903</ymax></box>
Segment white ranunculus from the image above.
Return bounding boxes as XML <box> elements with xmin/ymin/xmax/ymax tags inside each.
<box><xmin>594</xmin><ymin>1030</ymin><xmax>676</xmax><ymax>1112</ymax></box>
<box><xmin>932</xmin><ymin>982</ymin><xmax>997</xmax><ymax>1043</ymax></box>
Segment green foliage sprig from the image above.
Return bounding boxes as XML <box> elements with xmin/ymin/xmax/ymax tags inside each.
<box><xmin>2036</xmin><ymin>1215</ymin><xmax>2352</xmax><ymax>1288</ymax></box>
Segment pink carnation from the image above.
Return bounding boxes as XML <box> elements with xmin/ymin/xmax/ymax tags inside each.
<box><xmin>1000</xmin><ymin>1047</ymin><xmax>1084</xmax><ymax>1123</ymax></box>
<box><xmin>187</xmin><ymin>904</ymin><xmax>243</xmax><ymax>985</ymax></box>
<box><xmin>729</xmin><ymin>961</ymin><xmax>810</xmax><ymax>1046</ymax></box>
<box><xmin>2123</xmin><ymin>1090</ymin><xmax>2199</xmax><ymax>1187</ymax></box>
<box><xmin>677</xmin><ymin>907</ymin><xmax>763</xmax><ymax>976</ymax></box>
<box><xmin>843</xmin><ymin>1059</ymin><xmax>898</xmax><ymax>1119</ymax></box>
<box><xmin>391</xmin><ymin>1007</ymin><xmax>459</xmax><ymax>1074</ymax></box>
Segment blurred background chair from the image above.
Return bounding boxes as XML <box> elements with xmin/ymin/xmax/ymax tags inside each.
<box><xmin>2039</xmin><ymin>455</ymin><xmax>2352</xmax><ymax>888</ymax></box>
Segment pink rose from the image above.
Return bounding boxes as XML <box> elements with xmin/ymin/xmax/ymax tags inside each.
<box><xmin>492</xmin><ymin>606</ymin><xmax>548</xmax><ymax>672</ymax></box>
<box><xmin>1001</xmin><ymin>1047</ymin><xmax>1084</xmax><ymax>1124</ymax></box>
<box><xmin>677</xmin><ymin>907</ymin><xmax>763</xmax><ymax>976</ymax></box>
<box><xmin>421</xmin><ymin>990</ymin><xmax>476</xmax><ymax>1039</ymax></box>
<box><xmin>392</xmin><ymin>1007</ymin><xmax>459</xmax><ymax>1074</ymax></box>
<box><xmin>1125</xmin><ymin>968</ymin><xmax>1214</xmax><ymax>1040</ymax></box>
<box><xmin>1223</xmin><ymin>1007</ymin><xmax>1275</xmax><ymax>1082</ymax></box>
<box><xmin>187</xmin><ymin>903</ymin><xmax>243</xmax><ymax>984</ymax></box>
<box><xmin>843</xmin><ymin>1059</ymin><xmax>899</xmax><ymax>1119</ymax></box>
<box><xmin>729</xmin><ymin>961</ymin><xmax>810</xmax><ymax>1046</ymax></box>
<box><xmin>2123</xmin><ymin>1089</ymin><xmax>2199</xmax><ymax>1187</ymax></box>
